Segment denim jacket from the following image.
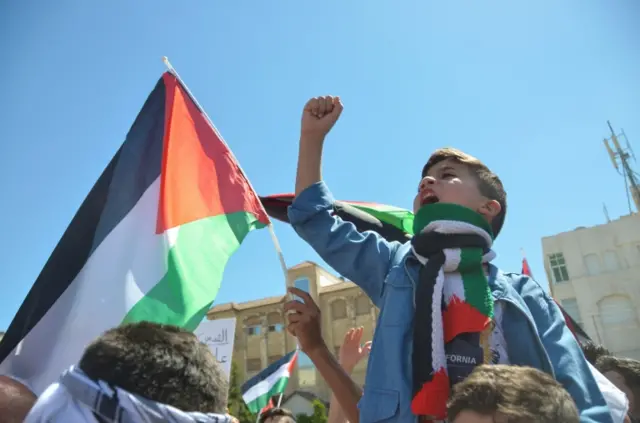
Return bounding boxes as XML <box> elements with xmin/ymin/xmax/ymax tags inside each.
<box><xmin>288</xmin><ymin>182</ymin><xmax>612</xmax><ymax>423</ymax></box>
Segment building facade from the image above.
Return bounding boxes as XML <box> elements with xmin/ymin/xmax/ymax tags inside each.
<box><xmin>206</xmin><ymin>261</ymin><xmax>378</xmax><ymax>402</ymax></box>
<box><xmin>542</xmin><ymin>213</ymin><xmax>640</xmax><ymax>359</ymax></box>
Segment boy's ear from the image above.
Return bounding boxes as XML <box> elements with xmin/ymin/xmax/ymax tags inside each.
<box><xmin>478</xmin><ymin>199</ymin><xmax>501</xmax><ymax>221</ymax></box>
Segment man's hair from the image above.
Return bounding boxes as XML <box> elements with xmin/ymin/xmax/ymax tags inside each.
<box><xmin>447</xmin><ymin>365</ymin><xmax>579</xmax><ymax>423</ymax></box>
<box><xmin>0</xmin><ymin>376</ymin><xmax>37</xmax><ymax>423</ymax></box>
<box><xmin>259</xmin><ymin>407</ymin><xmax>296</xmax><ymax>423</ymax></box>
<box><xmin>79</xmin><ymin>321</ymin><xmax>227</xmax><ymax>413</ymax></box>
<box><xmin>581</xmin><ymin>341</ymin><xmax>611</xmax><ymax>366</ymax></box>
<box><xmin>596</xmin><ymin>355</ymin><xmax>640</xmax><ymax>390</ymax></box>
<box><xmin>423</xmin><ymin>147</ymin><xmax>507</xmax><ymax>237</ymax></box>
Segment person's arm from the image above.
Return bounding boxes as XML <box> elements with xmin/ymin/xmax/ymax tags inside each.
<box><xmin>289</xmin><ymin>96</ymin><xmax>399</xmax><ymax>306</ymax></box>
<box><xmin>285</xmin><ymin>288</ymin><xmax>362</xmax><ymax>423</ymax></box>
<box><xmin>327</xmin><ymin>328</ymin><xmax>371</xmax><ymax>423</ymax></box>
<box><xmin>308</xmin><ymin>345</ymin><xmax>362</xmax><ymax>423</ymax></box>
<box><xmin>517</xmin><ymin>277</ymin><xmax>614</xmax><ymax>423</ymax></box>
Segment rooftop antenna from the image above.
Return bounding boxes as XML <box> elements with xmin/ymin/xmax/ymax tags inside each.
<box><xmin>603</xmin><ymin>203</ymin><xmax>611</xmax><ymax>223</ymax></box>
<box><xmin>603</xmin><ymin>121</ymin><xmax>640</xmax><ymax>214</ymax></box>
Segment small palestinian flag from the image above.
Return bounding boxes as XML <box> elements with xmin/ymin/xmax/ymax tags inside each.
<box><xmin>0</xmin><ymin>73</ymin><xmax>269</xmax><ymax>394</ymax></box>
<box><xmin>242</xmin><ymin>350</ymin><xmax>298</xmax><ymax>414</ymax></box>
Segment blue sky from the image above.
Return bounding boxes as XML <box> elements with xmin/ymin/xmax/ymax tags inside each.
<box><xmin>1</xmin><ymin>1</ymin><xmax>639</xmax><ymax>331</ymax></box>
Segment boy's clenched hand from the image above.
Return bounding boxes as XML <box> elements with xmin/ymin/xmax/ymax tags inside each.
<box><xmin>300</xmin><ymin>96</ymin><xmax>343</xmax><ymax>141</ymax></box>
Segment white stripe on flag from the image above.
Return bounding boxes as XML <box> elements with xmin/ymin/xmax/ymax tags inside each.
<box><xmin>0</xmin><ymin>179</ymin><xmax>176</xmax><ymax>394</ymax></box>
<box><xmin>242</xmin><ymin>360</ymin><xmax>292</xmax><ymax>404</ymax></box>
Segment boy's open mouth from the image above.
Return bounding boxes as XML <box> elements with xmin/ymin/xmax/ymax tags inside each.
<box><xmin>420</xmin><ymin>192</ymin><xmax>439</xmax><ymax>206</ymax></box>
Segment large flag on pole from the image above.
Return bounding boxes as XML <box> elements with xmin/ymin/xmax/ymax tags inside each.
<box><xmin>0</xmin><ymin>72</ymin><xmax>270</xmax><ymax>394</ymax></box>
<box><xmin>241</xmin><ymin>350</ymin><xmax>298</xmax><ymax>414</ymax></box>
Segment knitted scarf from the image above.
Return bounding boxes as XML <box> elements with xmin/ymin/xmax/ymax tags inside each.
<box><xmin>410</xmin><ymin>203</ymin><xmax>495</xmax><ymax>420</ymax></box>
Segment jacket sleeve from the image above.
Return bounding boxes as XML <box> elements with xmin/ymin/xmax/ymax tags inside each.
<box><xmin>519</xmin><ymin>278</ymin><xmax>613</xmax><ymax>423</ymax></box>
<box><xmin>288</xmin><ymin>182</ymin><xmax>400</xmax><ymax>307</ymax></box>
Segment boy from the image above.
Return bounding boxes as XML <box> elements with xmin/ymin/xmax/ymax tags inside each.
<box><xmin>288</xmin><ymin>96</ymin><xmax>612</xmax><ymax>422</ymax></box>
<box><xmin>447</xmin><ymin>365</ymin><xmax>579</xmax><ymax>423</ymax></box>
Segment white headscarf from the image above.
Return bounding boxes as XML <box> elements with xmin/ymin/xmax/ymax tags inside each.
<box><xmin>24</xmin><ymin>366</ymin><xmax>233</xmax><ymax>423</ymax></box>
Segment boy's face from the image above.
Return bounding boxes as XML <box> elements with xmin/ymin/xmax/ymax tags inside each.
<box><xmin>413</xmin><ymin>159</ymin><xmax>501</xmax><ymax>224</ymax></box>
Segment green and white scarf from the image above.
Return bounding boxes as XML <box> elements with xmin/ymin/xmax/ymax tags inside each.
<box><xmin>410</xmin><ymin>203</ymin><xmax>495</xmax><ymax>420</ymax></box>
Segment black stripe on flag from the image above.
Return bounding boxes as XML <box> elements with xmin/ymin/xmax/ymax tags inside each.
<box><xmin>0</xmin><ymin>76</ymin><xmax>168</xmax><ymax>363</ymax></box>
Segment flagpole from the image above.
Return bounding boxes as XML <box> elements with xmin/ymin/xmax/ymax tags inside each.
<box><xmin>276</xmin><ymin>393</ymin><xmax>284</xmax><ymax>408</ymax></box>
<box><xmin>161</xmin><ymin>57</ymin><xmax>290</xmax><ymax>285</ymax></box>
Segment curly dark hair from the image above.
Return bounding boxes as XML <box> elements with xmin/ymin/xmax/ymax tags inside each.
<box><xmin>79</xmin><ymin>321</ymin><xmax>227</xmax><ymax>413</ymax></box>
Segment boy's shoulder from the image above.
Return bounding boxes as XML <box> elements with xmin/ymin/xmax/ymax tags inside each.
<box><xmin>492</xmin><ymin>268</ymin><xmax>551</xmax><ymax>302</ymax></box>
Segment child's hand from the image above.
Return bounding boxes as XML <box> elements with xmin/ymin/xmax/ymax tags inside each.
<box><xmin>338</xmin><ymin>327</ymin><xmax>371</xmax><ymax>375</ymax></box>
<box><xmin>300</xmin><ymin>96</ymin><xmax>343</xmax><ymax>141</ymax></box>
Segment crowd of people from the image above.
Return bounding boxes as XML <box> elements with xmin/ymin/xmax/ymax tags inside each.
<box><xmin>1</xmin><ymin>95</ymin><xmax>639</xmax><ymax>422</ymax></box>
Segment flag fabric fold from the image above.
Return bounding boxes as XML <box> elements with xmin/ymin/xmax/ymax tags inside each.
<box><xmin>0</xmin><ymin>72</ymin><xmax>269</xmax><ymax>394</ymax></box>
<box><xmin>241</xmin><ymin>350</ymin><xmax>298</xmax><ymax>414</ymax></box>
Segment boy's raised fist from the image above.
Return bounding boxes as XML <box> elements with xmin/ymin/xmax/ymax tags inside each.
<box><xmin>301</xmin><ymin>95</ymin><xmax>343</xmax><ymax>140</ymax></box>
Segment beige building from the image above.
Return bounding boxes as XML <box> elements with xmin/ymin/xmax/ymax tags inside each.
<box><xmin>542</xmin><ymin>213</ymin><xmax>640</xmax><ymax>360</ymax></box>
<box><xmin>206</xmin><ymin>261</ymin><xmax>378</xmax><ymax>402</ymax></box>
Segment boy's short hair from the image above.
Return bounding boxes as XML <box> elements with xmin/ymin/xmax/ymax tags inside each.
<box><xmin>423</xmin><ymin>148</ymin><xmax>507</xmax><ymax>237</ymax></box>
<box><xmin>447</xmin><ymin>365</ymin><xmax>579</xmax><ymax>423</ymax></box>
<box><xmin>581</xmin><ymin>341</ymin><xmax>611</xmax><ymax>366</ymax></box>
<box><xmin>79</xmin><ymin>321</ymin><xmax>227</xmax><ymax>413</ymax></box>
<box><xmin>259</xmin><ymin>407</ymin><xmax>296</xmax><ymax>423</ymax></box>
<box><xmin>596</xmin><ymin>355</ymin><xmax>640</xmax><ymax>390</ymax></box>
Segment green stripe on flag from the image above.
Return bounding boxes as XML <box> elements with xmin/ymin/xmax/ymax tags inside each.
<box><xmin>246</xmin><ymin>376</ymin><xmax>290</xmax><ymax>413</ymax></box>
<box><xmin>122</xmin><ymin>211</ymin><xmax>266</xmax><ymax>330</ymax></box>
<box><xmin>351</xmin><ymin>204</ymin><xmax>415</xmax><ymax>235</ymax></box>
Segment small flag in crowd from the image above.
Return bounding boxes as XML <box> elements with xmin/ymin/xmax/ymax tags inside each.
<box><xmin>241</xmin><ymin>350</ymin><xmax>298</xmax><ymax>414</ymax></box>
<box><xmin>0</xmin><ymin>72</ymin><xmax>270</xmax><ymax>394</ymax></box>
<box><xmin>521</xmin><ymin>256</ymin><xmax>533</xmax><ymax>278</ymax></box>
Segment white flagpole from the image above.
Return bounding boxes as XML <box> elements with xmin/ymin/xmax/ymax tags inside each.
<box><xmin>161</xmin><ymin>57</ymin><xmax>290</xmax><ymax>284</ymax></box>
<box><xmin>276</xmin><ymin>393</ymin><xmax>284</xmax><ymax>408</ymax></box>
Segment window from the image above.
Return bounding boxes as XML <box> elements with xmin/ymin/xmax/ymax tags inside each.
<box><xmin>560</xmin><ymin>298</ymin><xmax>583</xmax><ymax>327</ymax></box>
<box><xmin>267</xmin><ymin>312</ymin><xmax>283</xmax><ymax>333</ymax></box>
<box><xmin>599</xmin><ymin>295</ymin><xmax>636</xmax><ymax>327</ymax></box>
<box><xmin>584</xmin><ymin>254</ymin><xmax>600</xmax><ymax>276</ymax></box>
<box><xmin>245</xmin><ymin>316</ymin><xmax>261</xmax><ymax>336</ymax></box>
<box><xmin>246</xmin><ymin>326</ymin><xmax>261</xmax><ymax>336</ymax></box>
<box><xmin>267</xmin><ymin>323</ymin><xmax>283</xmax><ymax>333</ymax></box>
<box><xmin>355</xmin><ymin>296</ymin><xmax>370</xmax><ymax>316</ymax></box>
<box><xmin>548</xmin><ymin>253</ymin><xmax>569</xmax><ymax>283</ymax></box>
<box><xmin>246</xmin><ymin>358</ymin><xmax>262</xmax><ymax>372</ymax></box>
<box><xmin>603</xmin><ymin>251</ymin><xmax>619</xmax><ymax>272</ymax></box>
<box><xmin>331</xmin><ymin>299</ymin><xmax>347</xmax><ymax>319</ymax></box>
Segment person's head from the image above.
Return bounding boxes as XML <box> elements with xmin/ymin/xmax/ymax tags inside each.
<box><xmin>597</xmin><ymin>355</ymin><xmax>640</xmax><ymax>417</ymax></box>
<box><xmin>447</xmin><ymin>365</ymin><xmax>579</xmax><ymax>423</ymax></box>
<box><xmin>258</xmin><ymin>407</ymin><xmax>296</xmax><ymax>423</ymax></box>
<box><xmin>415</xmin><ymin>148</ymin><xmax>506</xmax><ymax>237</ymax></box>
<box><xmin>581</xmin><ymin>341</ymin><xmax>611</xmax><ymax>366</ymax></box>
<box><xmin>0</xmin><ymin>375</ymin><xmax>37</xmax><ymax>423</ymax></box>
<box><xmin>79</xmin><ymin>321</ymin><xmax>227</xmax><ymax>413</ymax></box>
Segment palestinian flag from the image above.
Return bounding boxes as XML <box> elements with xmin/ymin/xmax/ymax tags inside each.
<box><xmin>259</xmin><ymin>194</ymin><xmax>414</xmax><ymax>243</ymax></box>
<box><xmin>0</xmin><ymin>72</ymin><xmax>269</xmax><ymax>394</ymax></box>
<box><xmin>241</xmin><ymin>350</ymin><xmax>298</xmax><ymax>414</ymax></box>
<box><xmin>262</xmin><ymin>195</ymin><xmax>592</xmax><ymax>345</ymax></box>
<box><xmin>521</xmin><ymin>257</ymin><xmax>591</xmax><ymax>345</ymax></box>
